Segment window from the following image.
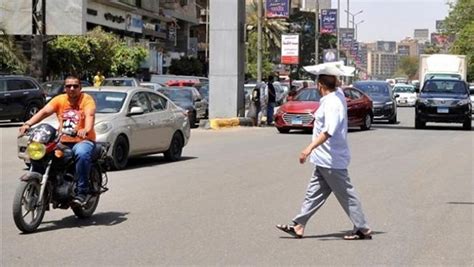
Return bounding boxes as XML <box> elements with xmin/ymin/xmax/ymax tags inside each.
<box><xmin>148</xmin><ymin>92</ymin><xmax>167</xmax><ymax>111</ymax></box>
<box><xmin>0</xmin><ymin>80</ymin><xmax>6</xmax><ymax>92</ymax></box>
<box><xmin>129</xmin><ymin>92</ymin><xmax>151</xmax><ymax>113</ymax></box>
<box><xmin>7</xmin><ymin>79</ymin><xmax>36</xmax><ymax>91</ymax></box>
<box><xmin>351</xmin><ymin>89</ymin><xmax>363</xmax><ymax>99</ymax></box>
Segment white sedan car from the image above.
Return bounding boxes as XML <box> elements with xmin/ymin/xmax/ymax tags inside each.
<box><xmin>393</xmin><ymin>84</ymin><xmax>417</xmax><ymax>106</ymax></box>
<box><xmin>18</xmin><ymin>86</ymin><xmax>191</xmax><ymax>170</ymax></box>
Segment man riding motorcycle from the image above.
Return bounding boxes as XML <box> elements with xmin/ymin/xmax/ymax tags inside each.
<box><xmin>19</xmin><ymin>75</ymin><xmax>96</xmax><ymax>205</ymax></box>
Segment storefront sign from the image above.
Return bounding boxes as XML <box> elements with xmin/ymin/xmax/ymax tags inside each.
<box><xmin>281</xmin><ymin>34</ymin><xmax>299</xmax><ymax>65</ymax></box>
<box><xmin>126</xmin><ymin>14</ymin><xmax>143</xmax><ymax>33</ymax></box>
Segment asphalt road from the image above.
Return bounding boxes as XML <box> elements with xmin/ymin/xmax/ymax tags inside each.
<box><xmin>1</xmin><ymin>107</ymin><xmax>473</xmax><ymax>266</ymax></box>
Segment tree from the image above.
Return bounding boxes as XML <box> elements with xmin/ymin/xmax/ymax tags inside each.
<box><xmin>397</xmin><ymin>56</ymin><xmax>419</xmax><ymax>80</ymax></box>
<box><xmin>0</xmin><ymin>27</ymin><xmax>27</xmax><ymax>74</ymax></box>
<box><xmin>442</xmin><ymin>0</ymin><xmax>474</xmax><ymax>81</ymax></box>
<box><xmin>245</xmin><ymin>31</ymin><xmax>274</xmax><ymax>79</ymax></box>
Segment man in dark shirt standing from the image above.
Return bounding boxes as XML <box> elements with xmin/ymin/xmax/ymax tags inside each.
<box><xmin>267</xmin><ymin>75</ymin><xmax>276</xmax><ymax>125</ymax></box>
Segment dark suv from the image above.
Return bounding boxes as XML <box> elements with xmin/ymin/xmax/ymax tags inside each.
<box><xmin>353</xmin><ymin>81</ymin><xmax>398</xmax><ymax>124</ymax></box>
<box><xmin>0</xmin><ymin>75</ymin><xmax>46</xmax><ymax>122</ymax></box>
<box><xmin>415</xmin><ymin>79</ymin><xmax>471</xmax><ymax>130</ymax></box>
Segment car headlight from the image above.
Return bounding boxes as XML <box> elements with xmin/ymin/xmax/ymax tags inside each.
<box><xmin>419</xmin><ymin>99</ymin><xmax>430</xmax><ymax>105</ymax></box>
<box><xmin>456</xmin><ymin>99</ymin><xmax>470</xmax><ymax>106</ymax></box>
<box><xmin>385</xmin><ymin>101</ymin><xmax>393</xmax><ymax>105</ymax></box>
<box><xmin>95</xmin><ymin>122</ymin><xmax>112</xmax><ymax>134</ymax></box>
<box><xmin>27</xmin><ymin>142</ymin><xmax>46</xmax><ymax>160</ymax></box>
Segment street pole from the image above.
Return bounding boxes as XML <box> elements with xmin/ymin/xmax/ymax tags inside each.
<box><xmin>346</xmin><ymin>0</ymin><xmax>349</xmax><ymax>29</ymax></box>
<box><xmin>257</xmin><ymin>0</ymin><xmax>262</xmax><ymax>82</ymax></box>
<box><xmin>205</xmin><ymin>0</ymin><xmax>209</xmax><ymax>63</ymax></box>
<box><xmin>337</xmin><ymin>0</ymin><xmax>340</xmax><ymax>60</ymax></box>
<box><xmin>315</xmin><ymin>0</ymin><xmax>319</xmax><ymax>64</ymax></box>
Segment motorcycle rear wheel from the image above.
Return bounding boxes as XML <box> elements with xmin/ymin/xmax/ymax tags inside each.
<box><xmin>12</xmin><ymin>180</ymin><xmax>46</xmax><ymax>233</ymax></box>
<box><xmin>72</xmin><ymin>168</ymin><xmax>101</xmax><ymax>218</ymax></box>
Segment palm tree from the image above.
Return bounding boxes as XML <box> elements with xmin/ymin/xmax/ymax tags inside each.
<box><xmin>0</xmin><ymin>26</ymin><xmax>27</xmax><ymax>73</ymax></box>
<box><xmin>246</xmin><ymin>0</ymin><xmax>289</xmax><ymax>54</ymax></box>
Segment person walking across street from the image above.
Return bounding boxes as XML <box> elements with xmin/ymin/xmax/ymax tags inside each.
<box><xmin>276</xmin><ymin>63</ymin><xmax>372</xmax><ymax>240</ymax></box>
<box><xmin>266</xmin><ymin>75</ymin><xmax>276</xmax><ymax>125</ymax></box>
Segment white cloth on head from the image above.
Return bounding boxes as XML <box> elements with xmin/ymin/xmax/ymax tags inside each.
<box><xmin>303</xmin><ymin>61</ymin><xmax>355</xmax><ymax>77</ymax></box>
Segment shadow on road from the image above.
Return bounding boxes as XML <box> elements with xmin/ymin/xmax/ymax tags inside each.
<box><xmin>121</xmin><ymin>156</ymin><xmax>198</xmax><ymax>171</ymax></box>
<box><xmin>446</xmin><ymin>201</ymin><xmax>474</xmax><ymax>205</ymax></box>
<box><xmin>373</xmin><ymin>124</ymin><xmax>469</xmax><ymax>131</ymax></box>
<box><xmin>27</xmin><ymin>211</ymin><xmax>129</xmax><ymax>234</ymax></box>
<box><xmin>279</xmin><ymin>230</ymin><xmax>386</xmax><ymax>241</ymax></box>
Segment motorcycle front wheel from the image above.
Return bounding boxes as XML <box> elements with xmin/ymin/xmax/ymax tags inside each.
<box><xmin>72</xmin><ymin>167</ymin><xmax>101</xmax><ymax>218</ymax></box>
<box><xmin>12</xmin><ymin>180</ymin><xmax>46</xmax><ymax>233</ymax></box>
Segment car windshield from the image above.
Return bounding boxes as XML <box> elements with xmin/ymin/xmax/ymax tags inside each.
<box><xmin>42</xmin><ymin>81</ymin><xmax>63</xmax><ymax>95</ymax></box>
<box><xmin>159</xmin><ymin>89</ymin><xmax>192</xmax><ymax>102</ymax></box>
<box><xmin>103</xmin><ymin>79</ymin><xmax>134</xmax><ymax>86</ymax></box>
<box><xmin>294</xmin><ymin>88</ymin><xmax>321</xmax><ymax>101</ymax></box>
<box><xmin>86</xmin><ymin>91</ymin><xmax>127</xmax><ymax>113</ymax></box>
<box><xmin>199</xmin><ymin>86</ymin><xmax>209</xmax><ymax>98</ymax></box>
<box><xmin>393</xmin><ymin>86</ymin><xmax>415</xmax><ymax>93</ymax></box>
<box><xmin>422</xmin><ymin>80</ymin><xmax>467</xmax><ymax>94</ymax></box>
<box><xmin>355</xmin><ymin>83</ymin><xmax>389</xmax><ymax>97</ymax></box>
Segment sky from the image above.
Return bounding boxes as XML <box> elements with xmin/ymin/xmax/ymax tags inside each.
<box><xmin>330</xmin><ymin>0</ymin><xmax>452</xmax><ymax>43</ymax></box>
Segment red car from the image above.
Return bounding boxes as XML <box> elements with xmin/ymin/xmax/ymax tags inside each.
<box><xmin>274</xmin><ymin>86</ymin><xmax>373</xmax><ymax>133</ymax></box>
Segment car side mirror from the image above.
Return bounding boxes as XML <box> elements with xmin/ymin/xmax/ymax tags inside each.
<box><xmin>128</xmin><ymin>106</ymin><xmax>144</xmax><ymax>116</ymax></box>
<box><xmin>394</xmin><ymin>94</ymin><xmax>400</xmax><ymax>98</ymax></box>
<box><xmin>415</xmin><ymin>85</ymin><xmax>420</xmax><ymax>93</ymax></box>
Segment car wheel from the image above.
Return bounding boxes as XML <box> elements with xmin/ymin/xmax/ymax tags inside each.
<box><xmin>361</xmin><ymin>114</ymin><xmax>372</xmax><ymax>130</ymax></box>
<box><xmin>463</xmin><ymin>118</ymin><xmax>471</xmax><ymax>130</ymax></box>
<box><xmin>164</xmin><ymin>132</ymin><xmax>183</xmax><ymax>161</ymax></box>
<box><xmin>415</xmin><ymin>117</ymin><xmax>425</xmax><ymax>129</ymax></box>
<box><xmin>23</xmin><ymin>103</ymin><xmax>41</xmax><ymax>122</ymax></box>
<box><xmin>111</xmin><ymin>135</ymin><xmax>129</xmax><ymax>170</ymax></box>
<box><xmin>277</xmin><ymin>128</ymin><xmax>290</xmax><ymax>134</ymax></box>
<box><xmin>388</xmin><ymin>114</ymin><xmax>397</xmax><ymax>124</ymax></box>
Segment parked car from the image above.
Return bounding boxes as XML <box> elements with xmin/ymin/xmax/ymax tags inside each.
<box><xmin>140</xmin><ymin>82</ymin><xmax>166</xmax><ymax>91</ymax></box>
<box><xmin>18</xmin><ymin>86</ymin><xmax>191</xmax><ymax>170</ymax></box>
<box><xmin>42</xmin><ymin>80</ymin><xmax>91</xmax><ymax>101</ymax></box>
<box><xmin>0</xmin><ymin>75</ymin><xmax>46</xmax><ymax>122</ymax></box>
<box><xmin>469</xmin><ymin>84</ymin><xmax>474</xmax><ymax>113</ymax></box>
<box><xmin>392</xmin><ymin>83</ymin><xmax>417</xmax><ymax>106</ymax></box>
<box><xmin>415</xmin><ymin>79</ymin><xmax>471</xmax><ymax>130</ymax></box>
<box><xmin>157</xmin><ymin>86</ymin><xmax>208</xmax><ymax>127</ymax></box>
<box><xmin>102</xmin><ymin>77</ymin><xmax>140</xmax><ymax>87</ymax></box>
<box><xmin>353</xmin><ymin>81</ymin><xmax>398</xmax><ymax>124</ymax></box>
<box><xmin>274</xmin><ymin>87</ymin><xmax>373</xmax><ymax>133</ymax></box>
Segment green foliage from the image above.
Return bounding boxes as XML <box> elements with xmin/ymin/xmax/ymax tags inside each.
<box><xmin>168</xmin><ymin>56</ymin><xmax>204</xmax><ymax>76</ymax></box>
<box><xmin>423</xmin><ymin>43</ymin><xmax>441</xmax><ymax>55</ymax></box>
<box><xmin>245</xmin><ymin>31</ymin><xmax>275</xmax><ymax>80</ymax></box>
<box><xmin>442</xmin><ymin>0</ymin><xmax>474</xmax><ymax>81</ymax></box>
<box><xmin>47</xmin><ymin>27</ymin><xmax>148</xmax><ymax>77</ymax></box>
<box><xmin>0</xmin><ymin>27</ymin><xmax>27</xmax><ymax>74</ymax></box>
<box><xmin>397</xmin><ymin>56</ymin><xmax>419</xmax><ymax>80</ymax></box>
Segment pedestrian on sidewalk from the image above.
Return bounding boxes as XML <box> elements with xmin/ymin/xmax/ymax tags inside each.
<box><xmin>247</xmin><ymin>82</ymin><xmax>266</xmax><ymax>126</ymax></box>
<box><xmin>276</xmin><ymin>63</ymin><xmax>372</xmax><ymax>240</ymax></box>
<box><xmin>266</xmin><ymin>75</ymin><xmax>276</xmax><ymax>125</ymax></box>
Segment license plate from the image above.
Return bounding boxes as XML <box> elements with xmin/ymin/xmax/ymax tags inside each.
<box><xmin>292</xmin><ymin>118</ymin><xmax>303</xmax><ymax>125</ymax></box>
<box><xmin>437</xmin><ymin>107</ymin><xmax>449</xmax><ymax>113</ymax></box>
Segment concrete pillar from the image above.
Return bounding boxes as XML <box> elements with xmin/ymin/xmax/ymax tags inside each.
<box><xmin>208</xmin><ymin>0</ymin><xmax>245</xmax><ymax>119</ymax></box>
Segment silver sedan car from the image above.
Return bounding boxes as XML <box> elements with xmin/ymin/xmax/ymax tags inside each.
<box><xmin>18</xmin><ymin>86</ymin><xmax>191</xmax><ymax>170</ymax></box>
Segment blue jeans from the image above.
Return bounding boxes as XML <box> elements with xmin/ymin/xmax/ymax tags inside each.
<box><xmin>267</xmin><ymin>102</ymin><xmax>275</xmax><ymax>124</ymax></box>
<box><xmin>70</xmin><ymin>140</ymin><xmax>95</xmax><ymax>195</ymax></box>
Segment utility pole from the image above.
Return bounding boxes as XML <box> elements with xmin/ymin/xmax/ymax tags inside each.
<box><xmin>346</xmin><ymin>0</ymin><xmax>349</xmax><ymax>28</ymax></box>
<box><xmin>315</xmin><ymin>0</ymin><xmax>319</xmax><ymax>64</ymax></box>
<box><xmin>257</xmin><ymin>0</ymin><xmax>262</xmax><ymax>82</ymax></box>
<box><xmin>337</xmin><ymin>0</ymin><xmax>340</xmax><ymax>60</ymax></box>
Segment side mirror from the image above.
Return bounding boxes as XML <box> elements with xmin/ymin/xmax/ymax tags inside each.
<box><xmin>394</xmin><ymin>94</ymin><xmax>400</xmax><ymax>98</ymax></box>
<box><xmin>415</xmin><ymin>85</ymin><xmax>420</xmax><ymax>93</ymax></box>
<box><xmin>128</xmin><ymin>106</ymin><xmax>144</xmax><ymax>116</ymax></box>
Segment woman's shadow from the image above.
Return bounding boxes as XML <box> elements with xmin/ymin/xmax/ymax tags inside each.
<box><xmin>25</xmin><ymin>211</ymin><xmax>129</xmax><ymax>234</ymax></box>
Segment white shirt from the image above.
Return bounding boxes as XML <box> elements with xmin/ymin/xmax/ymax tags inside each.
<box><xmin>309</xmin><ymin>88</ymin><xmax>350</xmax><ymax>169</ymax></box>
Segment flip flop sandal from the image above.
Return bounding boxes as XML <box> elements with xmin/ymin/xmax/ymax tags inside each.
<box><xmin>276</xmin><ymin>224</ymin><xmax>303</xmax><ymax>238</ymax></box>
<box><xmin>343</xmin><ymin>230</ymin><xmax>372</xmax><ymax>240</ymax></box>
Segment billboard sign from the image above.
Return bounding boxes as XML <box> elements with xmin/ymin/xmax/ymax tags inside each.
<box><xmin>281</xmin><ymin>34</ymin><xmax>299</xmax><ymax>65</ymax></box>
<box><xmin>320</xmin><ymin>9</ymin><xmax>337</xmax><ymax>34</ymax></box>
<box><xmin>266</xmin><ymin>0</ymin><xmax>290</xmax><ymax>19</ymax></box>
<box><xmin>340</xmin><ymin>28</ymin><xmax>354</xmax><ymax>49</ymax></box>
<box><xmin>323</xmin><ymin>49</ymin><xmax>337</xmax><ymax>63</ymax></box>
<box><xmin>376</xmin><ymin>41</ymin><xmax>396</xmax><ymax>53</ymax></box>
<box><xmin>398</xmin><ymin>45</ymin><xmax>410</xmax><ymax>56</ymax></box>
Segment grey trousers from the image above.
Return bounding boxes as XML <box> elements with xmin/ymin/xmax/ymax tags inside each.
<box><xmin>292</xmin><ymin>166</ymin><xmax>370</xmax><ymax>231</ymax></box>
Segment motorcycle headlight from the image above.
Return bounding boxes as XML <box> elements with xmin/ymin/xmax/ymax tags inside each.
<box><xmin>95</xmin><ymin>122</ymin><xmax>112</xmax><ymax>134</ymax></box>
<box><xmin>27</xmin><ymin>142</ymin><xmax>46</xmax><ymax>160</ymax></box>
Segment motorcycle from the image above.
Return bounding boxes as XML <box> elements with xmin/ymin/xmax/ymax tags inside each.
<box><xmin>13</xmin><ymin>123</ymin><xmax>110</xmax><ymax>233</ymax></box>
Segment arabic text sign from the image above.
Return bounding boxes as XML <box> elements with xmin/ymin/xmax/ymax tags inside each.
<box><xmin>320</xmin><ymin>9</ymin><xmax>337</xmax><ymax>34</ymax></box>
<box><xmin>281</xmin><ymin>34</ymin><xmax>299</xmax><ymax>65</ymax></box>
<box><xmin>266</xmin><ymin>0</ymin><xmax>289</xmax><ymax>19</ymax></box>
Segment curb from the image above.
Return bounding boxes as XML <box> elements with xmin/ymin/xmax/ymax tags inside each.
<box><xmin>200</xmin><ymin>117</ymin><xmax>254</xmax><ymax>129</ymax></box>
